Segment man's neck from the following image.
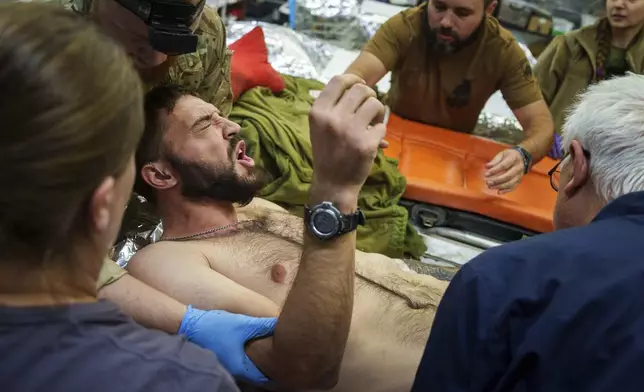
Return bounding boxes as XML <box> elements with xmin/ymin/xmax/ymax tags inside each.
<box><xmin>611</xmin><ymin>24</ymin><xmax>643</xmax><ymax>49</ymax></box>
<box><xmin>157</xmin><ymin>194</ymin><xmax>238</xmax><ymax>239</ymax></box>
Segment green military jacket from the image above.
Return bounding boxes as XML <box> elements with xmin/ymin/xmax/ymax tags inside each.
<box><xmin>535</xmin><ymin>21</ymin><xmax>644</xmax><ymax>135</ymax></box>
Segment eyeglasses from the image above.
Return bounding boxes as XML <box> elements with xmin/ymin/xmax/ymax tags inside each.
<box><xmin>548</xmin><ymin>149</ymin><xmax>591</xmax><ymax>192</ymax></box>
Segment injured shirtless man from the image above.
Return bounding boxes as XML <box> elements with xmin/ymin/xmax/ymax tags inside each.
<box><xmin>128</xmin><ymin>84</ymin><xmax>448</xmax><ymax>392</ymax></box>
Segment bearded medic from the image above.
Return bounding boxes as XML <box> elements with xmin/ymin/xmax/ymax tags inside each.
<box><xmin>345</xmin><ymin>0</ymin><xmax>555</xmax><ymax>194</ymax></box>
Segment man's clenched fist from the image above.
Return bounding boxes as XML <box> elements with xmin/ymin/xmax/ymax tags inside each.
<box><xmin>308</xmin><ymin>74</ymin><xmax>387</xmax><ymax>203</ymax></box>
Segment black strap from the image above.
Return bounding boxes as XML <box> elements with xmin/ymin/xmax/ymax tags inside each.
<box><xmin>339</xmin><ymin>209</ymin><xmax>366</xmax><ymax>234</ymax></box>
<box><xmin>513</xmin><ymin>146</ymin><xmax>533</xmax><ymax>174</ymax></box>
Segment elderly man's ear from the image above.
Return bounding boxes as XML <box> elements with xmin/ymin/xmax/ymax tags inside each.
<box><xmin>141</xmin><ymin>162</ymin><xmax>177</xmax><ymax>191</ymax></box>
<box><xmin>562</xmin><ymin>140</ymin><xmax>590</xmax><ymax>198</ymax></box>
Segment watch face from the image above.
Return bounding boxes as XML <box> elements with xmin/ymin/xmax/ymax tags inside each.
<box><xmin>312</xmin><ymin>209</ymin><xmax>340</xmax><ymax>238</ymax></box>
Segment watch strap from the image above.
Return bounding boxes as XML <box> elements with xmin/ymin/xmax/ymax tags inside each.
<box><xmin>513</xmin><ymin>146</ymin><xmax>533</xmax><ymax>174</ymax></box>
<box><xmin>304</xmin><ymin>203</ymin><xmax>365</xmax><ymax>240</ymax></box>
<box><xmin>339</xmin><ymin>209</ymin><xmax>366</xmax><ymax>235</ymax></box>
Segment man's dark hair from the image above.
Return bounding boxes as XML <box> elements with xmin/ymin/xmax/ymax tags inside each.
<box><xmin>135</xmin><ymin>84</ymin><xmax>186</xmax><ymax>204</ymax></box>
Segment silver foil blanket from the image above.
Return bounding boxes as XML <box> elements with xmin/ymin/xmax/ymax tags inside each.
<box><xmin>110</xmin><ymin>222</ymin><xmax>162</xmax><ymax>268</ymax></box>
<box><xmin>227</xmin><ymin>20</ymin><xmax>335</xmax><ymax>81</ymax></box>
<box><xmin>293</xmin><ymin>0</ymin><xmax>368</xmax><ymax>50</ymax></box>
<box><xmin>293</xmin><ymin>0</ymin><xmax>537</xmax><ymax>67</ymax></box>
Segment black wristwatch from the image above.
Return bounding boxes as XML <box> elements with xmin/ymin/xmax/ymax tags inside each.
<box><xmin>304</xmin><ymin>202</ymin><xmax>365</xmax><ymax>241</ymax></box>
<box><xmin>514</xmin><ymin>146</ymin><xmax>533</xmax><ymax>174</ymax></box>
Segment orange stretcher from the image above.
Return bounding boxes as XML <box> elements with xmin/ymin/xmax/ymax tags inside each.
<box><xmin>385</xmin><ymin>113</ymin><xmax>557</xmax><ymax>233</ymax></box>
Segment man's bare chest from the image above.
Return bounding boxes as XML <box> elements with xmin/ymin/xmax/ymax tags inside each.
<box><xmin>197</xmin><ymin>228</ymin><xmax>304</xmax><ymax>302</ymax></box>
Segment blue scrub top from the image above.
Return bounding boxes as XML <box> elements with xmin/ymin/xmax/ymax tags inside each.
<box><xmin>412</xmin><ymin>191</ymin><xmax>644</xmax><ymax>392</ymax></box>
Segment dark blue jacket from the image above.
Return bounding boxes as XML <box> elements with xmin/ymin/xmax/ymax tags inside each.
<box><xmin>412</xmin><ymin>191</ymin><xmax>644</xmax><ymax>392</ymax></box>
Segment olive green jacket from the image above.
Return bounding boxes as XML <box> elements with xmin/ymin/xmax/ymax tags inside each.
<box><xmin>534</xmin><ymin>22</ymin><xmax>644</xmax><ymax>135</ymax></box>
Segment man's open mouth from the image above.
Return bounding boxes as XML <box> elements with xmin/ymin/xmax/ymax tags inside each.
<box><xmin>234</xmin><ymin>140</ymin><xmax>255</xmax><ymax>168</ymax></box>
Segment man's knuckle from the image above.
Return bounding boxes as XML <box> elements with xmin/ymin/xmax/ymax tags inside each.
<box><xmin>356</xmin><ymin>83</ymin><xmax>374</xmax><ymax>95</ymax></box>
<box><xmin>364</xmin><ymin>96</ymin><xmax>381</xmax><ymax>112</ymax></box>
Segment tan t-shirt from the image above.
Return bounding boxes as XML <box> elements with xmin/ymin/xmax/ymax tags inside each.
<box><xmin>363</xmin><ymin>4</ymin><xmax>542</xmax><ymax>133</ymax></box>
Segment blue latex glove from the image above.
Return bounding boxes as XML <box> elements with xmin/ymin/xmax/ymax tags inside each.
<box><xmin>548</xmin><ymin>133</ymin><xmax>563</xmax><ymax>159</ymax></box>
<box><xmin>179</xmin><ymin>305</ymin><xmax>277</xmax><ymax>385</ymax></box>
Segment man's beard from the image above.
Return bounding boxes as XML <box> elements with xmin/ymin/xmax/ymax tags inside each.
<box><xmin>426</xmin><ymin>15</ymin><xmax>486</xmax><ymax>54</ymax></box>
<box><xmin>428</xmin><ymin>27</ymin><xmax>463</xmax><ymax>54</ymax></box>
<box><xmin>165</xmin><ymin>137</ymin><xmax>269</xmax><ymax>206</ymax></box>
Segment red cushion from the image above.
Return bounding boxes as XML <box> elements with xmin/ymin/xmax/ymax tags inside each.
<box><xmin>228</xmin><ymin>27</ymin><xmax>285</xmax><ymax>100</ymax></box>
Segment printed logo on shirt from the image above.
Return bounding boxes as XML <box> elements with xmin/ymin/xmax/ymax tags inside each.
<box><xmin>523</xmin><ymin>60</ymin><xmax>534</xmax><ymax>82</ymax></box>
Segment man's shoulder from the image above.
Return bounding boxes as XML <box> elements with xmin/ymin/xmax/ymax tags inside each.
<box><xmin>197</xmin><ymin>6</ymin><xmax>225</xmax><ymax>38</ymax></box>
<box><xmin>378</xmin><ymin>3</ymin><xmax>423</xmax><ymax>32</ymax></box>
<box><xmin>133</xmin><ymin>240</ymin><xmax>200</xmax><ymax>255</ymax></box>
<box><xmin>170</xmin><ymin>6</ymin><xmax>225</xmax><ymax>76</ymax></box>
<box><xmin>129</xmin><ymin>240</ymin><xmax>203</xmax><ymax>268</ymax></box>
<box><xmin>483</xmin><ymin>16</ymin><xmax>523</xmax><ymax>51</ymax></box>
<box><xmin>400</xmin><ymin>3</ymin><xmax>425</xmax><ymax>22</ymax></box>
<box><xmin>470</xmin><ymin>223</ymin><xmax>599</xmax><ymax>264</ymax></box>
<box><xmin>466</xmin><ymin>217</ymin><xmax>644</xmax><ymax>284</ymax></box>
<box><xmin>394</xmin><ymin>3</ymin><xmax>425</xmax><ymax>34</ymax></box>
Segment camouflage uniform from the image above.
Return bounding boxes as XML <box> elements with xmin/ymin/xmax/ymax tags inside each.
<box><xmin>160</xmin><ymin>6</ymin><xmax>234</xmax><ymax>116</ymax></box>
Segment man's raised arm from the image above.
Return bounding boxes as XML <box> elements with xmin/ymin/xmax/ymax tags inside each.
<box><xmin>245</xmin><ymin>74</ymin><xmax>387</xmax><ymax>390</ymax></box>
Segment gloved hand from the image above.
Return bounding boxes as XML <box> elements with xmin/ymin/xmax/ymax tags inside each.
<box><xmin>179</xmin><ymin>305</ymin><xmax>277</xmax><ymax>385</ymax></box>
<box><xmin>548</xmin><ymin>133</ymin><xmax>563</xmax><ymax>159</ymax></box>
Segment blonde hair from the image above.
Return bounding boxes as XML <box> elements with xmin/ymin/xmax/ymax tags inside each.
<box><xmin>0</xmin><ymin>2</ymin><xmax>144</xmax><ymax>260</ymax></box>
